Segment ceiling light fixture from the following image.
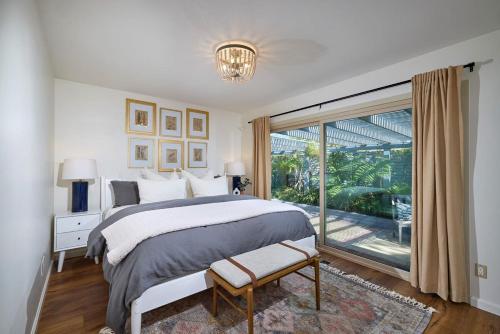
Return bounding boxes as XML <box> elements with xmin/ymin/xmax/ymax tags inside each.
<box><xmin>215</xmin><ymin>41</ymin><xmax>257</xmax><ymax>83</ymax></box>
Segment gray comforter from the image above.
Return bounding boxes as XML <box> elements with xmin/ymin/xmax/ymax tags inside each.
<box><xmin>86</xmin><ymin>195</ymin><xmax>316</xmax><ymax>333</ymax></box>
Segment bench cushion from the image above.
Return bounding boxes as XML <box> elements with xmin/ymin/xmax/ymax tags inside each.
<box><xmin>210</xmin><ymin>240</ymin><xmax>318</xmax><ymax>288</ymax></box>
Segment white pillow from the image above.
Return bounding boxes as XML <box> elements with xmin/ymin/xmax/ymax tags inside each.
<box><xmin>140</xmin><ymin>168</ymin><xmax>178</xmax><ymax>181</ymax></box>
<box><xmin>181</xmin><ymin>169</ymin><xmax>214</xmax><ymax>180</ymax></box>
<box><xmin>181</xmin><ymin>169</ymin><xmax>215</xmax><ymax>197</ymax></box>
<box><xmin>187</xmin><ymin>175</ymin><xmax>229</xmax><ymax>197</ymax></box>
<box><xmin>137</xmin><ymin>178</ymin><xmax>186</xmax><ymax>204</ymax></box>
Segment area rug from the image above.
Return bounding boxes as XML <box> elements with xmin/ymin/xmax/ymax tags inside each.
<box><xmin>101</xmin><ymin>264</ymin><xmax>433</xmax><ymax>333</ymax></box>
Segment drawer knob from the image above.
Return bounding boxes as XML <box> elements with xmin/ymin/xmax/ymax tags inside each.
<box><xmin>78</xmin><ymin>222</ymin><xmax>81</xmax><ymax>225</ymax></box>
<box><xmin>77</xmin><ymin>237</ymin><xmax>81</xmax><ymax>240</ymax></box>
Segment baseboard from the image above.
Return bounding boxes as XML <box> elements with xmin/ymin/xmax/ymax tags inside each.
<box><xmin>30</xmin><ymin>260</ymin><xmax>53</xmax><ymax>334</ymax></box>
<box><xmin>470</xmin><ymin>296</ymin><xmax>500</xmax><ymax>316</ymax></box>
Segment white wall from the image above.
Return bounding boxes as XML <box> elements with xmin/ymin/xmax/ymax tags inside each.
<box><xmin>0</xmin><ymin>1</ymin><xmax>54</xmax><ymax>333</ymax></box>
<box><xmin>54</xmin><ymin>79</ymin><xmax>243</xmax><ymax>213</ymax></box>
<box><xmin>242</xmin><ymin>29</ymin><xmax>500</xmax><ymax>315</ymax></box>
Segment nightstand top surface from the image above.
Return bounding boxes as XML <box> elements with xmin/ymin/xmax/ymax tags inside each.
<box><xmin>55</xmin><ymin>210</ymin><xmax>102</xmax><ymax>218</ymax></box>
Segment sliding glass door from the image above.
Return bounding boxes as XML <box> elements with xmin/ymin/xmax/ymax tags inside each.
<box><xmin>271</xmin><ymin>125</ymin><xmax>320</xmax><ymax>234</ymax></box>
<box><xmin>323</xmin><ymin>109</ymin><xmax>412</xmax><ymax>271</ymax></box>
<box><xmin>269</xmin><ymin>106</ymin><xmax>412</xmax><ymax>272</ymax></box>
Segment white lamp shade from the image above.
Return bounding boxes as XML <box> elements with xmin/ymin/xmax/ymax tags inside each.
<box><xmin>62</xmin><ymin>158</ymin><xmax>97</xmax><ymax>180</ymax></box>
<box><xmin>226</xmin><ymin>161</ymin><xmax>246</xmax><ymax>176</ymax></box>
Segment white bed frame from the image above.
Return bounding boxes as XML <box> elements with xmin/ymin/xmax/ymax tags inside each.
<box><xmin>100</xmin><ymin>177</ymin><xmax>316</xmax><ymax>334</ymax></box>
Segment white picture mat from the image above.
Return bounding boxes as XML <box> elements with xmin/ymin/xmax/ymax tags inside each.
<box><xmin>129</xmin><ymin>102</ymin><xmax>154</xmax><ymax>132</ymax></box>
<box><xmin>189</xmin><ymin>112</ymin><xmax>207</xmax><ymax>137</ymax></box>
<box><xmin>160</xmin><ymin>142</ymin><xmax>183</xmax><ymax>170</ymax></box>
<box><xmin>129</xmin><ymin>138</ymin><xmax>154</xmax><ymax>168</ymax></box>
<box><xmin>160</xmin><ymin>109</ymin><xmax>182</xmax><ymax>137</ymax></box>
<box><xmin>188</xmin><ymin>142</ymin><xmax>207</xmax><ymax>168</ymax></box>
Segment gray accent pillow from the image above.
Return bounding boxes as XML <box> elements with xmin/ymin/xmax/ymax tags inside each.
<box><xmin>111</xmin><ymin>181</ymin><xmax>140</xmax><ymax>207</ymax></box>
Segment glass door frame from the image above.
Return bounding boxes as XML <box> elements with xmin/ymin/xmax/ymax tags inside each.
<box><xmin>271</xmin><ymin>96</ymin><xmax>413</xmax><ymax>280</ymax></box>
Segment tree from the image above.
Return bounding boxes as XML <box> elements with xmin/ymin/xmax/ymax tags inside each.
<box><xmin>272</xmin><ymin>144</ymin><xmax>412</xmax><ymax>218</ymax></box>
<box><xmin>271</xmin><ymin>142</ymin><xmax>319</xmax><ymax>205</ymax></box>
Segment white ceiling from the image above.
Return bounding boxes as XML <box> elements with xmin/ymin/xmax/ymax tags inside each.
<box><xmin>39</xmin><ymin>0</ymin><xmax>500</xmax><ymax>112</ymax></box>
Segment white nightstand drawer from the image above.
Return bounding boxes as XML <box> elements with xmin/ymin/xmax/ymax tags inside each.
<box><xmin>56</xmin><ymin>230</ymin><xmax>91</xmax><ymax>250</ymax></box>
<box><xmin>56</xmin><ymin>214</ymin><xmax>100</xmax><ymax>233</ymax></box>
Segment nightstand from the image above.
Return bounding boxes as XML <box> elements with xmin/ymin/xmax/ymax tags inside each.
<box><xmin>54</xmin><ymin>210</ymin><xmax>102</xmax><ymax>272</ymax></box>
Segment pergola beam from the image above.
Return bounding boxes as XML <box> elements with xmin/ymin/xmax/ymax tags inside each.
<box><xmin>272</xmin><ymin>107</ymin><xmax>413</xmax><ymax>153</ymax></box>
<box><xmin>365</xmin><ymin>111</ymin><xmax>412</xmax><ymax>138</ymax></box>
<box><xmin>326</xmin><ymin>142</ymin><xmax>412</xmax><ymax>153</ymax></box>
<box><xmin>284</xmin><ymin>128</ymin><xmax>360</xmax><ymax>148</ymax></box>
<box><xmin>358</xmin><ymin>116</ymin><xmax>412</xmax><ymax>141</ymax></box>
<box><xmin>327</xmin><ymin>122</ymin><xmax>389</xmax><ymax>146</ymax></box>
<box><xmin>304</xmin><ymin>126</ymin><xmax>364</xmax><ymax>147</ymax></box>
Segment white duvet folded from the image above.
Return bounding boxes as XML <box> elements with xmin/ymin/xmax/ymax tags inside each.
<box><xmin>101</xmin><ymin>199</ymin><xmax>310</xmax><ymax>265</ymax></box>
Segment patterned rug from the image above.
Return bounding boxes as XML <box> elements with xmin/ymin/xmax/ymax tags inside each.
<box><xmin>101</xmin><ymin>264</ymin><xmax>433</xmax><ymax>333</ymax></box>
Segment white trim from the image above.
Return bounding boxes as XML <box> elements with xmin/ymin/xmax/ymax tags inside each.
<box><xmin>30</xmin><ymin>260</ymin><xmax>53</xmax><ymax>334</ymax></box>
<box><xmin>470</xmin><ymin>296</ymin><xmax>500</xmax><ymax>316</ymax></box>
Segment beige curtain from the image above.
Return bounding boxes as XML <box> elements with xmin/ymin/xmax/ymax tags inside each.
<box><xmin>252</xmin><ymin>116</ymin><xmax>271</xmax><ymax>199</ymax></box>
<box><xmin>410</xmin><ymin>66</ymin><xmax>467</xmax><ymax>302</ymax></box>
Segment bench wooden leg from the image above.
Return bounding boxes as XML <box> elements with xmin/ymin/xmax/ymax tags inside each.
<box><xmin>314</xmin><ymin>257</ymin><xmax>320</xmax><ymax>311</ymax></box>
<box><xmin>247</xmin><ymin>287</ymin><xmax>254</xmax><ymax>334</ymax></box>
<box><xmin>276</xmin><ymin>278</ymin><xmax>280</xmax><ymax>287</ymax></box>
<box><xmin>212</xmin><ymin>280</ymin><xmax>218</xmax><ymax>317</ymax></box>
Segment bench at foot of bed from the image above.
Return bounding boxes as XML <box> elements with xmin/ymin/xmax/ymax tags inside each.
<box><xmin>208</xmin><ymin>240</ymin><xmax>320</xmax><ymax>334</ymax></box>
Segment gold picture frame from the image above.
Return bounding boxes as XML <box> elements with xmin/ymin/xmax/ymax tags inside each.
<box><xmin>186</xmin><ymin>108</ymin><xmax>209</xmax><ymax>140</ymax></box>
<box><xmin>126</xmin><ymin>98</ymin><xmax>157</xmax><ymax>136</ymax></box>
<box><xmin>159</xmin><ymin>108</ymin><xmax>182</xmax><ymax>138</ymax></box>
<box><xmin>188</xmin><ymin>141</ymin><xmax>208</xmax><ymax>168</ymax></box>
<box><xmin>128</xmin><ymin>137</ymin><xmax>155</xmax><ymax>168</ymax></box>
<box><xmin>158</xmin><ymin>139</ymin><xmax>184</xmax><ymax>172</ymax></box>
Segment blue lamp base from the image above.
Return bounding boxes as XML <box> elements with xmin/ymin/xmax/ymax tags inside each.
<box><xmin>232</xmin><ymin>176</ymin><xmax>241</xmax><ymax>192</ymax></box>
<box><xmin>72</xmin><ymin>181</ymin><xmax>88</xmax><ymax>212</ymax></box>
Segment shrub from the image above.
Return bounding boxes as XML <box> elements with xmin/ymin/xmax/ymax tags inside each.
<box><xmin>272</xmin><ymin>145</ymin><xmax>412</xmax><ymax>218</ymax></box>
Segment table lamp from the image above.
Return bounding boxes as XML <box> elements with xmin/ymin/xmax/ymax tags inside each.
<box><xmin>226</xmin><ymin>161</ymin><xmax>246</xmax><ymax>195</ymax></box>
<box><xmin>62</xmin><ymin>158</ymin><xmax>97</xmax><ymax>212</ymax></box>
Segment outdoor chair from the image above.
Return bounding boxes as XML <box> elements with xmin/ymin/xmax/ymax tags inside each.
<box><xmin>391</xmin><ymin>195</ymin><xmax>412</xmax><ymax>244</ymax></box>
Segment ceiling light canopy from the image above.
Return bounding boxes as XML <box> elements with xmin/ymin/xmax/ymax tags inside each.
<box><xmin>215</xmin><ymin>41</ymin><xmax>257</xmax><ymax>83</ymax></box>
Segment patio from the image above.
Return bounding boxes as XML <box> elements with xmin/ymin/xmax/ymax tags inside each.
<box><xmin>282</xmin><ymin>201</ymin><xmax>411</xmax><ymax>271</ymax></box>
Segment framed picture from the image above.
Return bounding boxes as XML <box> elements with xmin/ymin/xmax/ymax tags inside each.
<box><xmin>188</xmin><ymin>141</ymin><xmax>207</xmax><ymax>168</ymax></box>
<box><xmin>187</xmin><ymin>108</ymin><xmax>209</xmax><ymax>139</ymax></box>
<box><xmin>159</xmin><ymin>108</ymin><xmax>182</xmax><ymax>137</ymax></box>
<box><xmin>126</xmin><ymin>98</ymin><xmax>156</xmax><ymax>135</ymax></box>
<box><xmin>158</xmin><ymin>139</ymin><xmax>184</xmax><ymax>171</ymax></box>
<box><xmin>128</xmin><ymin>137</ymin><xmax>155</xmax><ymax>168</ymax></box>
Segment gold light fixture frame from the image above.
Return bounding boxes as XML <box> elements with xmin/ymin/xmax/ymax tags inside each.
<box><xmin>215</xmin><ymin>40</ymin><xmax>257</xmax><ymax>83</ymax></box>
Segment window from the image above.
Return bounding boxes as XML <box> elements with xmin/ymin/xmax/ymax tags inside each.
<box><xmin>323</xmin><ymin>109</ymin><xmax>412</xmax><ymax>270</ymax></box>
<box><xmin>270</xmin><ymin>106</ymin><xmax>412</xmax><ymax>272</ymax></box>
<box><xmin>271</xmin><ymin>125</ymin><xmax>320</xmax><ymax>233</ymax></box>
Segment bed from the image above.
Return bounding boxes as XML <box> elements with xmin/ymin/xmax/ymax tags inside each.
<box><xmin>87</xmin><ymin>177</ymin><xmax>317</xmax><ymax>334</ymax></box>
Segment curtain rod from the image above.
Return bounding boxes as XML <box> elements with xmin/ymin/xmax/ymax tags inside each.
<box><xmin>247</xmin><ymin>62</ymin><xmax>475</xmax><ymax>124</ymax></box>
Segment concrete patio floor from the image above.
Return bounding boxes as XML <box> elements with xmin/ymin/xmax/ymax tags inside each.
<box><xmin>279</xmin><ymin>201</ymin><xmax>411</xmax><ymax>271</ymax></box>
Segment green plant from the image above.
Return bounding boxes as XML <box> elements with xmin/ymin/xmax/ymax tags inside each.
<box><xmin>271</xmin><ymin>142</ymin><xmax>319</xmax><ymax>206</ymax></box>
<box><xmin>237</xmin><ymin>177</ymin><xmax>252</xmax><ymax>192</ymax></box>
<box><xmin>272</xmin><ymin>144</ymin><xmax>412</xmax><ymax>218</ymax></box>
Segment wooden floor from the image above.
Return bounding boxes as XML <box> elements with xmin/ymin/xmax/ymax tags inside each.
<box><xmin>37</xmin><ymin>253</ymin><xmax>500</xmax><ymax>334</ymax></box>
